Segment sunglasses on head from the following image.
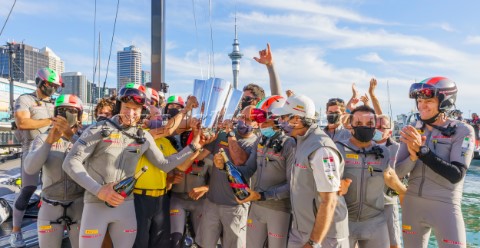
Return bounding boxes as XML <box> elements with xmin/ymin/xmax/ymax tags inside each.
<box><xmin>328</xmin><ymin>98</ymin><xmax>345</xmax><ymax>104</ymax></box>
<box><xmin>409</xmin><ymin>83</ymin><xmax>437</xmax><ymax>99</ymax></box>
<box><xmin>120</xmin><ymin>95</ymin><xmax>146</xmax><ymax>105</ymax></box>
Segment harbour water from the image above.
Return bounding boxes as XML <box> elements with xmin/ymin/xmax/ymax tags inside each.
<box><xmin>457</xmin><ymin>159</ymin><xmax>480</xmax><ymax>247</ymax></box>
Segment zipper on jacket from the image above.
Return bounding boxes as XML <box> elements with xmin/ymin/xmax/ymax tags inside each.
<box><xmin>419</xmin><ymin>132</ymin><xmax>432</xmax><ymax>197</ymax></box>
<box><xmin>357</xmin><ymin>153</ymin><xmax>366</xmax><ymax>222</ymax></box>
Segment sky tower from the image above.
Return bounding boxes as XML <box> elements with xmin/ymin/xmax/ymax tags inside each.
<box><xmin>228</xmin><ymin>15</ymin><xmax>243</xmax><ymax>89</ymax></box>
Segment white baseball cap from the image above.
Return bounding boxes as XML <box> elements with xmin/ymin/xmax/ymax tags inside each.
<box><xmin>271</xmin><ymin>94</ymin><xmax>316</xmax><ymax>119</ymax></box>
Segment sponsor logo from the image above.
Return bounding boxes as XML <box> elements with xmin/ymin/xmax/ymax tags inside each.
<box><xmin>295</xmin><ymin>163</ymin><xmax>308</xmax><ymax>169</ymax></box>
<box><xmin>110</xmin><ymin>133</ymin><xmax>121</xmax><ymax>139</ymax></box>
<box><xmin>443</xmin><ymin>239</ymin><xmax>465</xmax><ymax>245</ymax></box>
<box><xmin>345</xmin><ymin>160</ymin><xmax>361</xmax><ymax>166</ymax></box>
<box><xmin>402</xmin><ymin>225</ymin><xmax>411</xmax><ymax>230</ymax></box>
<box><xmin>85</xmin><ymin>229</ymin><xmax>99</xmax><ymax>235</ymax></box>
<box><xmin>268</xmin><ymin>232</ymin><xmax>286</xmax><ymax>238</ymax></box>
<box><xmin>39</xmin><ymin>225</ymin><xmax>52</xmax><ymax>230</ymax></box>
<box><xmin>81</xmin><ymin>229</ymin><xmax>102</xmax><ymax>239</ymax></box>
<box><xmin>346</xmin><ymin>154</ymin><xmax>358</xmax><ymax>160</ymax></box>
<box><xmin>432</xmin><ymin>135</ymin><xmax>451</xmax><ymax>139</ymax></box>
<box><xmin>367</xmin><ymin>161</ymin><xmax>381</xmax><ymax>165</ymax></box>
<box><xmin>247</xmin><ymin>219</ymin><xmax>255</xmax><ymax>228</ymax></box>
<box><xmin>402</xmin><ymin>230</ymin><xmax>417</xmax><ymax>235</ymax></box>
<box><xmin>170</xmin><ymin>209</ymin><xmax>180</xmax><ymax>216</ymax></box>
<box><xmin>81</xmin><ymin>234</ymin><xmax>102</xmax><ymax>239</ymax></box>
<box><xmin>38</xmin><ymin>225</ymin><xmax>55</xmax><ymax>233</ymax></box>
<box><xmin>124</xmin><ymin>229</ymin><xmax>137</xmax><ymax>233</ymax></box>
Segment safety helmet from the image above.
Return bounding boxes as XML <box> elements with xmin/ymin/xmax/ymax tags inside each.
<box><xmin>409</xmin><ymin>77</ymin><xmax>457</xmax><ymax>112</ymax></box>
<box><xmin>166</xmin><ymin>95</ymin><xmax>185</xmax><ymax>109</ymax></box>
<box><xmin>146</xmin><ymin>87</ymin><xmax>160</xmax><ymax>104</ymax></box>
<box><xmin>35</xmin><ymin>67</ymin><xmax>63</xmax><ymax>88</ymax></box>
<box><xmin>117</xmin><ymin>83</ymin><xmax>147</xmax><ymax>106</ymax></box>
<box><xmin>251</xmin><ymin>95</ymin><xmax>286</xmax><ymax>123</ymax></box>
<box><xmin>54</xmin><ymin>94</ymin><xmax>84</xmax><ymax>119</ymax></box>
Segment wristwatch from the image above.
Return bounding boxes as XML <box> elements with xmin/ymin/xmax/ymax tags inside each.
<box><xmin>227</xmin><ymin>131</ymin><xmax>236</xmax><ymax>138</ymax></box>
<box><xmin>189</xmin><ymin>143</ymin><xmax>199</xmax><ymax>153</ymax></box>
<box><xmin>307</xmin><ymin>239</ymin><xmax>322</xmax><ymax>248</ymax></box>
<box><xmin>417</xmin><ymin>145</ymin><xmax>430</xmax><ymax>157</ymax></box>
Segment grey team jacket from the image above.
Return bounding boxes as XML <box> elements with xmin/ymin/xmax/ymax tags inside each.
<box><xmin>290</xmin><ymin>124</ymin><xmax>349</xmax><ymax>239</ymax></box>
<box><xmin>395</xmin><ymin>119</ymin><xmax>475</xmax><ymax>205</ymax></box>
<box><xmin>237</xmin><ymin>132</ymin><xmax>296</xmax><ymax>213</ymax></box>
<box><xmin>25</xmin><ymin>133</ymin><xmax>84</xmax><ymax>202</ymax></box>
<box><xmin>62</xmin><ymin>116</ymin><xmax>195</xmax><ymax>204</ymax></box>
<box><xmin>336</xmin><ymin>139</ymin><xmax>391</xmax><ymax>222</ymax></box>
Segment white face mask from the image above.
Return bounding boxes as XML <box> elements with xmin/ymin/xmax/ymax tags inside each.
<box><xmin>372</xmin><ymin>129</ymin><xmax>384</xmax><ymax>142</ymax></box>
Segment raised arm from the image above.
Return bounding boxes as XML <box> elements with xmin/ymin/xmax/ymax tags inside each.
<box><xmin>254</xmin><ymin>43</ymin><xmax>281</xmax><ymax>96</ymax></box>
<box><xmin>368</xmin><ymin>78</ymin><xmax>383</xmax><ymax>115</ymax></box>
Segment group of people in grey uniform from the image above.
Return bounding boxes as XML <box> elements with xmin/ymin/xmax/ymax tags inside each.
<box><xmin>9</xmin><ymin>45</ymin><xmax>474</xmax><ymax>248</ymax></box>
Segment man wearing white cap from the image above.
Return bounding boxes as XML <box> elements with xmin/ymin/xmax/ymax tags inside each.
<box><xmin>272</xmin><ymin>95</ymin><xmax>349</xmax><ymax>248</ymax></box>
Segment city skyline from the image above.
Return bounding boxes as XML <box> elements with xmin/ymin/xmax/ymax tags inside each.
<box><xmin>1</xmin><ymin>0</ymin><xmax>480</xmax><ymax>117</ymax></box>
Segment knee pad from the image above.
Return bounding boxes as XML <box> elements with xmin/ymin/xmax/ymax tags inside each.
<box><xmin>171</xmin><ymin>232</ymin><xmax>183</xmax><ymax>248</ymax></box>
<box><xmin>14</xmin><ymin>186</ymin><xmax>37</xmax><ymax>211</ymax></box>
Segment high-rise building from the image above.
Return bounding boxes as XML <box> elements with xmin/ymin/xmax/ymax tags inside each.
<box><xmin>62</xmin><ymin>72</ymin><xmax>88</xmax><ymax>104</ymax></box>
<box><xmin>117</xmin><ymin>45</ymin><xmax>142</xmax><ymax>90</ymax></box>
<box><xmin>228</xmin><ymin>16</ymin><xmax>243</xmax><ymax>89</ymax></box>
<box><xmin>141</xmin><ymin>70</ymin><xmax>151</xmax><ymax>85</ymax></box>
<box><xmin>41</xmin><ymin>47</ymin><xmax>65</xmax><ymax>76</ymax></box>
<box><xmin>0</xmin><ymin>43</ymin><xmax>64</xmax><ymax>83</ymax></box>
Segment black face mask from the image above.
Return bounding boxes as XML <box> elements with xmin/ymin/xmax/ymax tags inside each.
<box><xmin>352</xmin><ymin>126</ymin><xmax>376</xmax><ymax>143</ymax></box>
<box><xmin>166</xmin><ymin>108</ymin><xmax>180</xmax><ymax>118</ymax></box>
<box><xmin>327</xmin><ymin>114</ymin><xmax>340</xmax><ymax>124</ymax></box>
<box><xmin>236</xmin><ymin>120</ymin><xmax>253</xmax><ymax>136</ymax></box>
<box><xmin>40</xmin><ymin>83</ymin><xmax>56</xmax><ymax>96</ymax></box>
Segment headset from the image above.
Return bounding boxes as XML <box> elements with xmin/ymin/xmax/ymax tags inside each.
<box><xmin>100</xmin><ymin>118</ymin><xmax>146</xmax><ymax>144</ymax></box>
<box><xmin>260</xmin><ymin>132</ymin><xmax>285</xmax><ymax>154</ymax></box>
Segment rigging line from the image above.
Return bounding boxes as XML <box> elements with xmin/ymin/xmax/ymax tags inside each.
<box><xmin>191</xmin><ymin>0</ymin><xmax>204</xmax><ymax>79</ymax></box>
<box><xmin>387</xmin><ymin>80</ymin><xmax>393</xmax><ymax>120</ymax></box>
<box><xmin>208</xmin><ymin>0</ymin><xmax>215</xmax><ymax>77</ymax></box>
<box><xmin>92</xmin><ymin>0</ymin><xmax>97</xmax><ymax>95</ymax></box>
<box><xmin>0</xmin><ymin>0</ymin><xmax>16</xmax><ymax>37</ymax></box>
<box><xmin>102</xmin><ymin>0</ymin><xmax>120</xmax><ymax>93</ymax></box>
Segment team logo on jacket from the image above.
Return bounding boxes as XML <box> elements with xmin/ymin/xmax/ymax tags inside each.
<box><xmin>295</xmin><ymin>163</ymin><xmax>308</xmax><ymax>169</ymax></box>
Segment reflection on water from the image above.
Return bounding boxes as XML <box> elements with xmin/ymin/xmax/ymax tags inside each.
<box><xmin>426</xmin><ymin>160</ymin><xmax>480</xmax><ymax>247</ymax></box>
<box><xmin>462</xmin><ymin>160</ymin><xmax>480</xmax><ymax>247</ymax></box>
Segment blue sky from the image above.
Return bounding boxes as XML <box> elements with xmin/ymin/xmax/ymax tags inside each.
<box><xmin>1</xmin><ymin>0</ymin><xmax>480</xmax><ymax>118</ymax></box>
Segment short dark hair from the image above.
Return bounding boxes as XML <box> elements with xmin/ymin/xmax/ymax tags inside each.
<box><xmin>243</xmin><ymin>83</ymin><xmax>265</xmax><ymax>100</ymax></box>
<box><xmin>349</xmin><ymin>105</ymin><xmax>376</xmax><ymax>124</ymax></box>
<box><xmin>326</xmin><ymin>98</ymin><xmax>346</xmax><ymax>112</ymax></box>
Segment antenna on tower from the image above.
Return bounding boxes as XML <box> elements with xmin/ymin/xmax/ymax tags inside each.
<box><xmin>228</xmin><ymin>6</ymin><xmax>243</xmax><ymax>89</ymax></box>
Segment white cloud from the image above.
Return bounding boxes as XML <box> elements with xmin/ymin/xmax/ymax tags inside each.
<box><xmin>431</xmin><ymin>22</ymin><xmax>456</xmax><ymax>32</ymax></box>
<box><xmin>238</xmin><ymin>0</ymin><xmax>387</xmax><ymax>25</ymax></box>
<box><xmin>357</xmin><ymin>53</ymin><xmax>384</xmax><ymax>63</ymax></box>
<box><xmin>465</xmin><ymin>35</ymin><xmax>480</xmax><ymax>44</ymax></box>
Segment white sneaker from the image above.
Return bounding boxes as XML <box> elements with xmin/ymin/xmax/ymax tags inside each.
<box><xmin>9</xmin><ymin>232</ymin><xmax>26</xmax><ymax>247</ymax></box>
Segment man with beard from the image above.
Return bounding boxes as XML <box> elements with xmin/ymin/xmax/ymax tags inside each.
<box><xmin>10</xmin><ymin>67</ymin><xmax>64</xmax><ymax>247</ymax></box>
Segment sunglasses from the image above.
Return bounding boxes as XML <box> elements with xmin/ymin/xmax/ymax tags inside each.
<box><xmin>242</xmin><ymin>96</ymin><xmax>254</xmax><ymax>103</ymax></box>
<box><xmin>120</xmin><ymin>95</ymin><xmax>146</xmax><ymax>105</ymax></box>
<box><xmin>409</xmin><ymin>83</ymin><xmax>437</xmax><ymax>99</ymax></box>
<box><xmin>328</xmin><ymin>98</ymin><xmax>345</xmax><ymax>104</ymax></box>
<box><xmin>58</xmin><ymin>107</ymin><xmax>79</xmax><ymax>114</ymax></box>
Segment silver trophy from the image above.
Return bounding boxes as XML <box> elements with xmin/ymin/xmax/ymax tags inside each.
<box><xmin>192</xmin><ymin>77</ymin><xmax>236</xmax><ymax>134</ymax></box>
